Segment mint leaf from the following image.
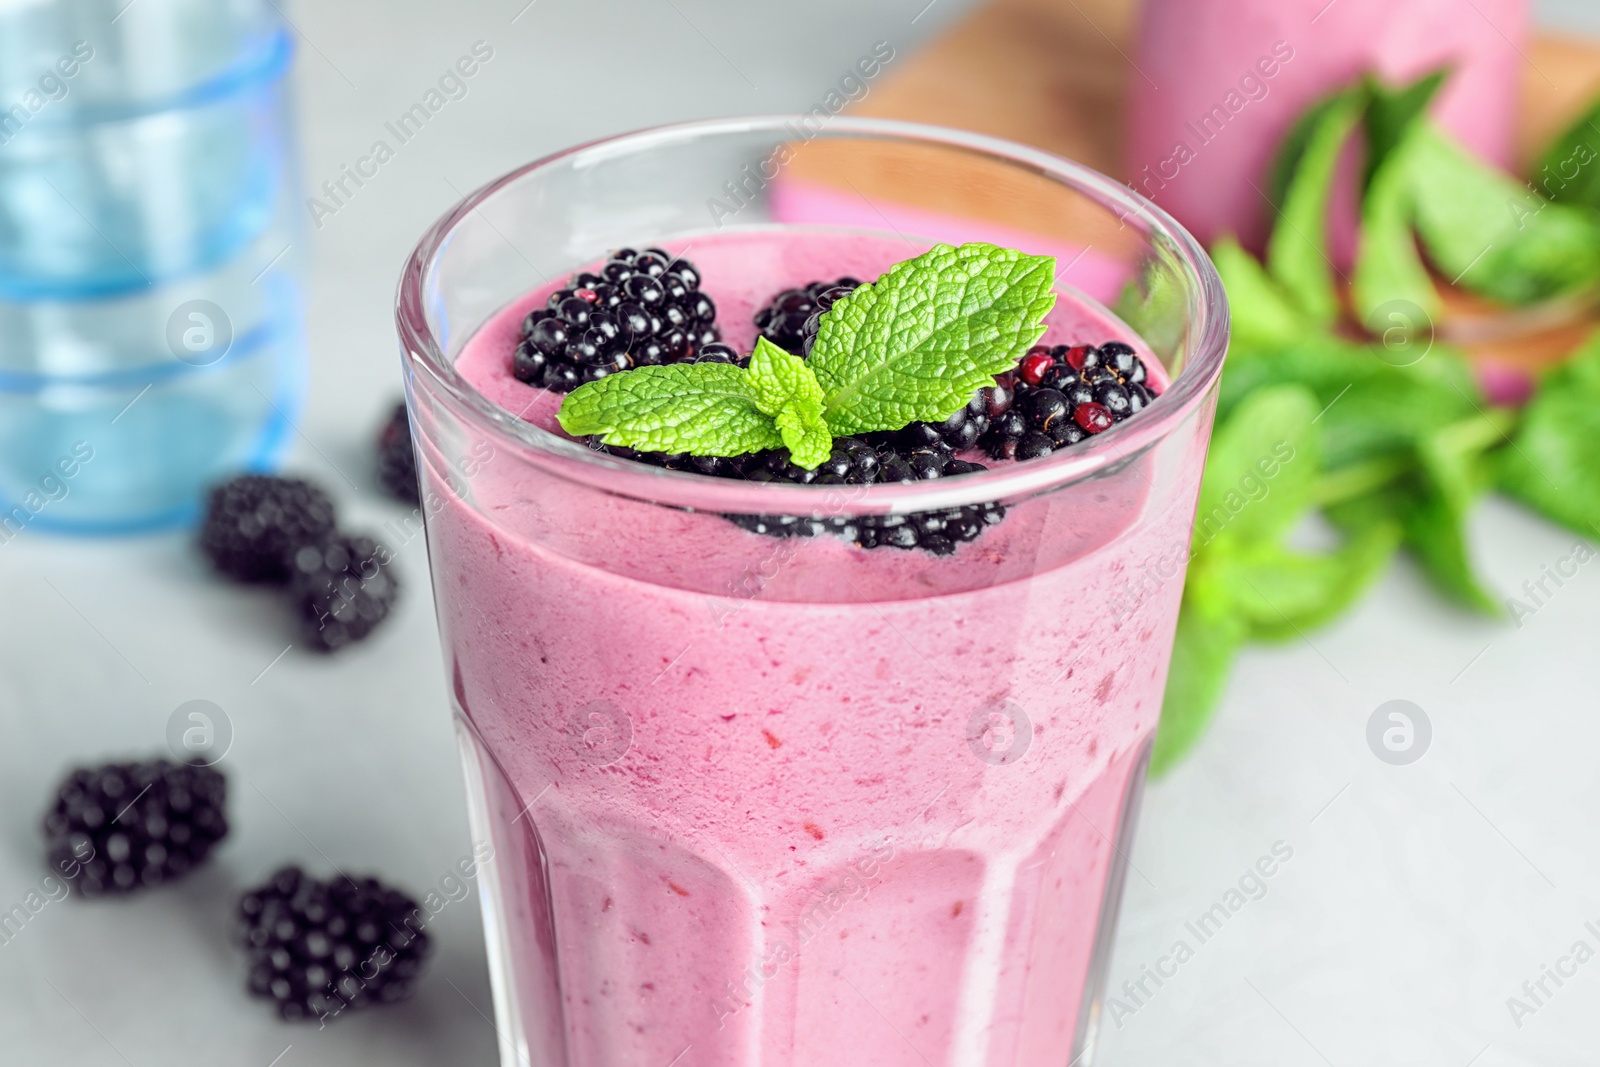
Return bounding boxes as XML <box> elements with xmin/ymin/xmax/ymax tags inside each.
<box><xmin>556</xmin><ymin>362</ymin><xmax>783</xmax><ymax>456</ymax></box>
<box><xmin>1532</xmin><ymin>92</ymin><xmax>1600</xmax><ymax>209</ymax></box>
<box><xmin>1421</xmin><ymin>409</ymin><xmax>1509</xmax><ymax>514</ymax></box>
<box><xmin>1217</xmin><ymin>523</ymin><xmax>1401</xmax><ymax>640</ymax></box>
<box><xmin>1403</xmin><ymin>480</ymin><xmax>1498</xmax><ymax>613</ymax></box>
<box><xmin>1324</xmin><ymin>405</ymin><xmax>1512</xmax><ymax>615</ymax></box>
<box><xmin>1352</xmin><ymin>71</ymin><xmax>1450</xmax><ymax>327</ymax></box>
<box><xmin>1499</xmin><ymin>330</ymin><xmax>1600</xmax><ymax>536</ymax></box>
<box><xmin>1499</xmin><ymin>388</ymin><xmax>1600</xmax><ymax>536</ymax></box>
<box><xmin>808</xmin><ymin>242</ymin><xmax>1056</xmax><ymax>435</ymax></box>
<box><xmin>1211</xmin><ymin>237</ymin><xmax>1306</xmax><ymax>353</ymax></box>
<box><xmin>1195</xmin><ymin>384</ymin><xmax>1320</xmax><ymax>549</ymax></box>
<box><xmin>1353</xmin><ymin>133</ymin><xmax>1440</xmax><ymax>328</ymax></box>
<box><xmin>1151</xmin><ymin>568</ymin><xmax>1247</xmax><ymax>776</ymax></box>
<box><xmin>1266</xmin><ymin>87</ymin><xmax>1363</xmax><ymax>206</ymax></box>
<box><xmin>1265</xmin><ymin>86</ymin><xmax>1365</xmax><ymax>326</ymax></box>
<box><xmin>1362</xmin><ymin>69</ymin><xmax>1449</xmax><ymax>188</ymax></box>
<box><xmin>747</xmin><ymin>337</ymin><xmax>832</xmax><ymax>468</ymax></box>
<box><xmin>1329</xmin><ymin>476</ymin><xmax>1498</xmax><ymax>613</ymax></box>
<box><xmin>1409</xmin><ymin>125</ymin><xmax>1600</xmax><ymax>304</ymax></box>
<box><xmin>1218</xmin><ymin>335</ymin><xmax>1378</xmax><ymax>419</ymax></box>
<box><xmin>1314</xmin><ymin>351</ymin><xmax>1480</xmax><ymax>470</ymax></box>
<box><xmin>1565</xmin><ymin>326</ymin><xmax>1600</xmax><ymax>392</ymax></box>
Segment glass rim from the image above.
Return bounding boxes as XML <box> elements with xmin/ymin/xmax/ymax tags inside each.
<box><xmin>396</xmin><ymin>115</ymin><xmax>1230</xmax><ymax>516</ymax></box>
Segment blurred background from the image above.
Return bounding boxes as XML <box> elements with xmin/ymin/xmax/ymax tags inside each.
<box><xmin>3</xmin><ymin>0</ymin><xmax>1600</xmax><ymax>1063</ymax></box>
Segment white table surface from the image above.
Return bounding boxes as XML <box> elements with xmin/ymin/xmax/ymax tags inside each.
<box><xmin>3</xmin><ymin>1</ymin><xmax>1598</xmax><ymax>1064</ymax></box>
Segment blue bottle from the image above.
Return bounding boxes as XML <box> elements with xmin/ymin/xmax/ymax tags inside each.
<box><xmin>0</xmin><ymin>0</ymin><xmax>307</xmax><ymax>536</ymax></box>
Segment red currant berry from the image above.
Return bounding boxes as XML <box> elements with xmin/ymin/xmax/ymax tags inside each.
<box><xmin>1019</xmin><ymin>347</ymin><xmax>1055</xmax><ymax>387</ymax></box>
<box><xmin>1073</xmin><ymin>401</ymin><xmax>1113</xmax><ymax>434</ymax></box>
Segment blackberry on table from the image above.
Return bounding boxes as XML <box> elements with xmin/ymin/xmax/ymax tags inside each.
<box><xmin>42</xmin><ymin>758</ymin><xmax>228</xmax><ymax>897</ymax></box>
<box><xmin>375</xmin><ymin>402</ymin><xmax>420</xmax><ymax>506</ymax></box>
<box><xmin>238</xmin><ymin>865</ymin><xmax>431</xmax><ymax>1022</ymax></box>
<box><xmin>199</xmin><ymin>475</ymin><xmax>337</xmax><ymax>585</ymax></box>
<box><xmin>285</xmin><ymin>534</ymin><xmax>400</xmax><ymax>653</ymax></box>
<box><xmin>512</xmin><ymin>248</ymin><xmax>720</xmax><ymax>393</ymax></box>
<box><xmin>980</xmin><ymin>342</ymin><xmax>1157</xmax><ymax>460</ymax></box>
<box><xmin>753</xmin><ymin>277</ymin><xmax>860</xmax><ymax>355</ymax></box>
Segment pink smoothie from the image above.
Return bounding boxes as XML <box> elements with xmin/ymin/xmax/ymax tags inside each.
<box><xmin>1127</xmin><ymin>0</ymin><xmax>1529</xmax><ymax>253</ymax></box>
<box><xmin>423</xmin><ymin>229</ymin><xmax>1211</xmax><ymax>1066</ymax></box>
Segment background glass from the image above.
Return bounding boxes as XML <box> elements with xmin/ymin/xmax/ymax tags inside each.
<box><xmin>0</xmin><ymin>6</ymin><xmax>305</xmax><ymax>535</ymax></box>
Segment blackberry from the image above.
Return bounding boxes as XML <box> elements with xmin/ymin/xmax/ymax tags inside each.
<box><xmin>875</xmin><ymin>386</ymin><xmax>995</xmax><ymax>457</ymax></box>
<box><xmin>989</xmin><ymin>409</ymin><xmax>1027</xmax><ymax>444</ymax></box>
<box><xmin>753</xmin><ymin>277</ymin><xmax>861</xmax><ymax>355</ymax></box>
<box><xmin>692</xmin><ymin>341</ymin><xmax>741</xmax><ymax>365</ymax></box>
<box><xmin>594</xmin><ymin>423</ymin><xmax>1008</xmax><ymax>553</ymax></box>
<box><xmin>980</xmin><ymin>342</ymin><xmax>1157</xmax><ymax>460</ymax></box>
<box><xmin>1017</xmin><ymin>431</ymin><xmax>1055</xmax><ymax>460</ymax></box>
<box><xmin>512</xmin><ymin>247</ymin><xmax>720</xmax><ymax>393</ymax></box>
<box><xmin>285</xmin><ymin>534</ymin><xmax>401</xmax><ymax>652</ymax></box>
<box><xmin>238</xmin><ymin>865</ymin><xmax>431</xmax><ymax>1022</ymax></box>
<box><xmin>1026</xmin><ymin>388</ymin><xmax>1070</xmax><ymax>432</ymax></box>
<box><xmin>42</xmin><ymin>758</ymin><xmax>228</xmax><ymax>897</ymax></box>
<box><xmin>199</xmin><ymin>475</ymin><xmax>338</xmax><ymax>585</ymax></box>
<box><xmin>720</xmin><ymin>440</ymin><xmax>1005</xmax><ymax>555</ymax></box>
<box><xmin>1099</xmin><ymin>340</ymin><xmax>1148</xmax><ymax>384</ymax></box>
<box><xmin>375</xmin><ymin>402</ymin><xmax>420</xmax><ymax>506</ymax></box>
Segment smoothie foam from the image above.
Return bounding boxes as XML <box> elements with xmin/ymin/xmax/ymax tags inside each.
<box><xmin>426</xmin><ymin>228</ymin><xmax>1208</xmax><ymax>1066</ymax></box>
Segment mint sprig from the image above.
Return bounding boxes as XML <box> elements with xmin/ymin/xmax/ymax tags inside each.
<box><xmin>1154</xmin><ymin>385</ymin><xmax>1402</xmax><ymax>774</ymax></box>
<box><xmin>1498</xmin><ymin>328</ymin><xmax>1600</xmax><ymax>537</ymax></box>
<box><xmin>555</xmin><ymin>242</ymin><xmax>1056</xmax><ymax>468</ymax></box>
<box><xmin>809</xmin><ymin>243</ymin><xmax>1056</xmax><ymax>435</ymax></box>
<box><xmin>746</xmin><ymin>337</ymin><xmax>832</xmax><ymax>468</ymax></box>
<box><xmin>555</xmin><ymin>362</ymin><xmax>782</xmax><ymax>456</ymax></box>
<box><xmin>1160</xmin><ymin>64</ymin><xmax>1600</xmax><ymax>774</ymax></box>
<box><xmin>1264</xmin><ymin>84</ymin><xmax>1364</xmax><ymax>327</ymax></box>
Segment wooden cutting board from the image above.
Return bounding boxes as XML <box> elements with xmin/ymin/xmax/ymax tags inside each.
<box><xmin>812</xmin><ymin>0</ymin><xmax>1600</xmax><ymax>369</ymax></box>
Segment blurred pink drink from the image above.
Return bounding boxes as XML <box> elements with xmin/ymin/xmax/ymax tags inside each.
<box><xmin>1127</xmin><ymin>0</ymin><xmax>1530</xmax><ymax>252</ymax></box>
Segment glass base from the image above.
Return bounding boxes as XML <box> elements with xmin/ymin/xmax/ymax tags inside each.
<box><xmin>453</xmin><ymin>705</ymin><xmax>1151</xmax><ymax>1067</ymax></box>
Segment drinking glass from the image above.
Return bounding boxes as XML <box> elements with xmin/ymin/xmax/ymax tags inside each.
<box><xmin>0</xmin><ymin>14</ymin><xmax>305</xmax><ymax>534</ymax></box>
<box><xmin>397</xmin><ymin>116</ymin><xmax>1229</xmax><ymax>1067</ymax></box>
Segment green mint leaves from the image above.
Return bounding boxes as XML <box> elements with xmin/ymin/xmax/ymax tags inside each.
<box><xmin>1407</xmin><ymin>126</ymin><xmax>1600</xmax><ymax>305</ymax></box>
<box><xmin>1534</xmin><ymin>93</ymin><xmax>1600</xmax><ymax>209</ymax></box>
<box><xmin>1498</xmin><ymin>328</ymin><xmax>1600</xmax><ymax>537</ymax></box>
<box><xmin>807</xmin><ymin>243</ymin><xmax>1057</xmax><ymax>435</ymax></box>
<box><xmin>555</xmin><ymin>362</ymin><xmax>783</xmax><ymax>456</ymax></box>
<box><xmin>1264</xmin><ymin>85</ymin><xmax>1365</xmax><ymax>327</ymax></box>
<box><xmin>1153</xmin><ymin>385</ymin><xmax>1401</xmax><ymax>774</ymax></box>
<box><xmin>1352</xmin><ymin>73</ymin><xmax>1447</xmax><ymax>327</ymax></box>
<box><xmin>1157</xmin><ymin>65</ymin><xmax>1600</xmax><ymax>773</ymax></box>
<box><xmin>746</xmin><ymin>338</ymin><xmax>832</xmax><ymax>468</ymax></box>
<box><xmin>556</xmin><ymin>242</ymin><xmax>1056</xmax><ymax>468</ymax></box>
